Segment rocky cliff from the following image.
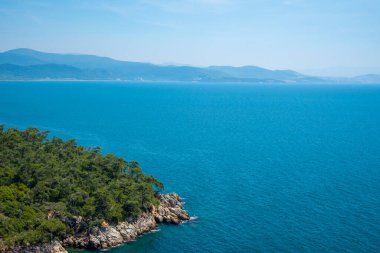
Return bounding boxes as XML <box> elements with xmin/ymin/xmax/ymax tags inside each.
<box><xmin>63</xmin><ymin>193</ymin><xmax>189</xmax><ymax>250</ymax></box>
<box><xmin>1</xmin><ymin>193</ymin><xmax>189</xmax><ymax>253</ymax></box>
<box><xmin>1</xmin><ymin>241</ymin><xmax>67</xmax><ymax>253</ymax></box>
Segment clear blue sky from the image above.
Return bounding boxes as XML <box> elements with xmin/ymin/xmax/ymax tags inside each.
<box><xmin>0</xmin><ymin>0</ymin><xmax>379</xmax><ymax>76</ymax></box>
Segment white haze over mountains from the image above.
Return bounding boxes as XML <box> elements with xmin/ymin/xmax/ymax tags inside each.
<box><xmin>301</xmin><ymin>67</ymin><xmax>380</xmax><ymax>78</ymax></box>
<box><xmin>0</xmin><ymin>48</ymin><xmax>379</xmax><ymax>84</ymax></box>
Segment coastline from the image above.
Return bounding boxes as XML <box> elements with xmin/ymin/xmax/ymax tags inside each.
<box><xmin>63</xmin><ymin>193</ymin><xmax>190</xmax><ymax>250</ymax></box>
<box><xmin>2</xmin><ymin>193</ymin><xmax>189</xmax><ymax>253</ymax></box>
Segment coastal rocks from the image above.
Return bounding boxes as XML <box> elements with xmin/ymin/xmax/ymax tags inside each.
<box><xmin>1</xmin><ymin>194</ymin><xmax>189</xmax><ymax>252</ymax></box>
<box><xmin>1</xmin><ymin>241</ymin><xmax>67</xmax><ymax>253</ymax></box>
<box><xmin>42</xmin><ymin>241</ymin><xmax>67</xmax><ymax>253</ymax></box>
<box><xmin>60</xmin><ymin>216</ymin><xmax>88</xmax><ymax>233</ymax></box>
<box><xmin>89</xmin><ymin>226</ymin><xmax>124</xmax><ymax>248</ymax></box>
<box><xmin>152</xmin><ymin>193</ymin><xmax>190</xmax><ymax>224</ymax></box>
<box><xmin>62</xmin><ymin>193</ymin><xmax>189</xmax><ymax>250</ymax></box>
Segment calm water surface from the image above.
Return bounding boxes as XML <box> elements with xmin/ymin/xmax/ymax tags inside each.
<box><xmin>1</xmin><ymin>82</ymin><xmax>380</xmax><ymax>252</ymax></box>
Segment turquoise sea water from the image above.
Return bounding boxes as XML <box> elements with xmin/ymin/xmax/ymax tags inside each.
<box><xmin>1</xmin><ymin>82</ymin><xmax>380</xmax><ymax>252</ymax></box>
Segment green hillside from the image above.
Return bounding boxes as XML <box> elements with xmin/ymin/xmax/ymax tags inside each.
<box><xmin>0</xmin><ymin>126</ymin><xmax>163</xmax><ymax>248</ymax></box>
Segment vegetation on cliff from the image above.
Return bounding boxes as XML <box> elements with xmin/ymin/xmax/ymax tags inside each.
<box><xmin>0</xmin><ymin>125</ymin><xmax>164</xmax><ymax>248</ymax></box>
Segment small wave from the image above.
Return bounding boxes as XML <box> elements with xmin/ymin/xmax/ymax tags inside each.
<box><xmin>149</xmin><ymin>228</ymin><xmax>161</xmax><ymax>233</ymax></box>
<box><xmin>182</xmin><ymin>216</ymin><xmax>199</xmax><ymax>224</ymax></box>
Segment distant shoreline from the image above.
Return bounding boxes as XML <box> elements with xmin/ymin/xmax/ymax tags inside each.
<box><xmin>1</xmin><ymin>79</ymin><xmax>380</xmax><ymax>86</ymax></box>
<box><xmin>1</xmin><ymin>49</ymin><xmax>380</xmax><ymax>84</ymax></box>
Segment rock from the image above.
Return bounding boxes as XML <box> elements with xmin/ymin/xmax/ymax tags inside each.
<box><xmin>154</xmin><ymin>215</ymin><xmax>163</xmax><ymax>223</ymax></box>
<box><xmin>60</xmin><ymin>216</ymin><xmax>87</xmax><ymax>233</ymax></box>
<box><xmin>154</xmin><ymin>193</ymin><xmax>190</xmax><ymax>224</ymax></box>
<box><xmin>61</xmin><ymin>193</ymin><xmax>190</xmax><ymax>250</ymax></box>
<box><xmin>1</xmin><ymin>240</ymin><xmax>68</xmax><ymax>253</ymax></box>
<box><xmin>47</xmin><ymin>211</ymin><xmax>60</xmax><ymax>220</ymax></box>
<box><xmin>169</xmin><ymin>198</ymin><xmax>177</xmax><ymax>207</ymax></box>
<box><xmin>88</xmin><ymin>235</ymin><xmax>100</xmax><ymax>249</ymax></box>
<box><xmin>170</xmin><ymin>216</ymin><xmax>181</xmax><ymax>224</ymax></box>
<box><xmin>178</xmin><ymin>212</ymin><xmax>190</xmax><ymax>220</ymax></box>
<box><xmin>101</xmin><ymin>220</ymin><xmax>109</xmax><ymax>228</ymax></box>
<box><xmin>49</xmin><ymin>241</ymin><xmax>67</xmax><ymax>253</ymax></box>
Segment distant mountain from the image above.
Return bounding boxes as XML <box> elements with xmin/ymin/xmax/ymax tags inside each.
<box><xmin>0</xmin><ymin>48</ymin><xmax>379</xmax><ymax>83</ymax></box>
<box><xmin>0</xmin><ymin>49</ymin><xmax>228</xmax><ymax>81</ymax></box>
<box><xmin>209</xmin><ymin>66</ymin><xmax>303</xmax><ymax>80</ymax></box>
<box><xmin>1</xmin><ymin>48</ymin><xmax>126</xmax><ymax>68</ymax></box>
<box><xmin>349</xmin><ymin>74</ymin><xmax>380</xmax><ymax>83</ymax></box>
<box><xmin>0</xmin><ymin>64</ymin><xmax>83</xmax><ymax>80</ymax></box>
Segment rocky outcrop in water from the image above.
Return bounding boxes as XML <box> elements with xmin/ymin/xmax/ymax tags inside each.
<box><xmin>63</xmin><ymin>193</ymin><xmax>189</xmax><ymax>250</ymax></box>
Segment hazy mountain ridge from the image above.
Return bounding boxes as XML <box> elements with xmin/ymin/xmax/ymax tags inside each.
<box><xmin>0</xmin><ymin>49</ymin><xmax>379</xmax><ymax>83</ymax></box>
<box><xmin>208</xmin><ymin>66</ymin><xmax>303</xmax><ymax>80</ymax></box>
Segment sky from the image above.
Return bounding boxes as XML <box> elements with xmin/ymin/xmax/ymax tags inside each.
<box><xmin>0</xmin><ymin>0</ymin><xmax>380</xmax><ymax>76</ymax></box>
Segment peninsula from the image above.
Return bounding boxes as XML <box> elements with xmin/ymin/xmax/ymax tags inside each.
<box><xmin>0</xmin><ymin>126</ymin><xmax>189</xmax><ymax>252</ymax></box>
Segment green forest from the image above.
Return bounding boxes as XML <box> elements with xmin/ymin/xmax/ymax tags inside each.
<box><xmin>0</xmin><ymin>125</ymin><xmax>164</xmax><ymax>248</ymax></box>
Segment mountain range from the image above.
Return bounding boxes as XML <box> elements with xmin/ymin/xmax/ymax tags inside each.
<box><xmin>0</xmin><ymin>48</ymin><xmax>379</xmax><ymax>84</ymax></box>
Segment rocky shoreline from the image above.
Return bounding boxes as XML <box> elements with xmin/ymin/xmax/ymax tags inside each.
<box><xmin>1</xmin><ymin>193</ymin><xmax>189</xmax><ymax>253</ymax></box>
<box><xmin>2</xmin><ymin>241</ymin><xmax>68</xmax><ymax>253</ymax></box>
<box><xmin>63</xmin><ymin>193</ymin><xmax>190</xmax><ymax>250</ymax></box>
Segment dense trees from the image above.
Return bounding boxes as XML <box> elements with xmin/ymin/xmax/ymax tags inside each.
<box><xmin>0</xmin><ymin>126</ymin><xmax>163</xmax><ymax>248</ymax></box>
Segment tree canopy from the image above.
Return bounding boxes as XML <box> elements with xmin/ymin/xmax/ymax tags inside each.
<box><xmin>0</xmin><ymin>125</ymin><xmax>163</xmax><ymax>248</ymax></box>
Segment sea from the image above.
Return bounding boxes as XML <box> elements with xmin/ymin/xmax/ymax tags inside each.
<box><xmin>0</xmin><ymin>81</ymin><xmax>380</xmax><ymax>252</ymax></box>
